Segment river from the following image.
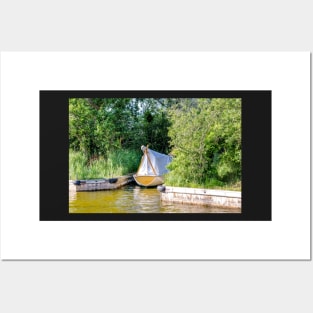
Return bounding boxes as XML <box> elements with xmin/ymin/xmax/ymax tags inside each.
<box><xmin>69</xmin><ymin>184</ymin><xmax>240</xmax><ymax>213</ymax></box>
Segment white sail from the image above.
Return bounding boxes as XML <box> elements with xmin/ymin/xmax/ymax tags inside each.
<box><xmin>137</xmin><ymin>146</ymin><xmax>172</xmax><ymax>176</ymax></box>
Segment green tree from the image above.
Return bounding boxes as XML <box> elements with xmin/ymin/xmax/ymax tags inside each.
<box><xmin>206</xmin><ymin>98</ymin><xmax>241</xmax><ymax>182</ymax></box>
<box><xmin>69</xmin><ymin>97</ymin><xmax>171</xmax><ymax>159</ymax></box>
<box><xmin>166</xmin><ymin>98</ymin><xmax>241</xmax><ymax>187</ymax></box>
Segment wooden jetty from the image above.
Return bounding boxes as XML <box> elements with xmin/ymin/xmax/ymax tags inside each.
<box><xmin>69</xmin><ymin>174</ymin><xmax>134</xmax><ymax>192</ymax></box>
<box><xmin>159</xmin><ymin>186</ymin><xmax>241</xmax><ymax>208</ymax></box>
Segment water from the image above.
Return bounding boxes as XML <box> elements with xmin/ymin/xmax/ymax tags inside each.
<box><xmin>69</xmin><ymin>184</ymin><xmax>240</xmax><ymax>213</ymax></box>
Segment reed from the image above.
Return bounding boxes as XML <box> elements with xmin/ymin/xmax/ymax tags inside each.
<box><xmin>69</xmin><ymin>149</ymin><xmax>141</xmax><ymax>180</ymax></box>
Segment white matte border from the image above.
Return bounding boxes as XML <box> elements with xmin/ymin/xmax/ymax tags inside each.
<box><xmin>0</xmin><ymin>52</ymin><xmax>310</xmax><ymax>260</ymax></box>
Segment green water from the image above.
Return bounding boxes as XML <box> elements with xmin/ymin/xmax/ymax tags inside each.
<box><xmin>69</xmin><ymin>184</ymin><xmax>240</xmax><ymax>213</ymax></box>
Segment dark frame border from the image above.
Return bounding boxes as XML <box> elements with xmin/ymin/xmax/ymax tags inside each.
<box><xmin>40</xmin><ymin>90</ymin><xmax>271</xmax><ymax>221</ymax></box>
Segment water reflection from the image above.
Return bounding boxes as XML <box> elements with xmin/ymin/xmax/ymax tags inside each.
<box><xmin>69</xmin><ymin>184</ymin><xmax>240</xmax><ymax>213</ymax></box>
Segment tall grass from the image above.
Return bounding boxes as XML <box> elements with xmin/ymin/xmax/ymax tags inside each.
<box><xmin>69</xmin><ymin>149</ymin><xmax>141</xmax><ymax>180</ymax></box>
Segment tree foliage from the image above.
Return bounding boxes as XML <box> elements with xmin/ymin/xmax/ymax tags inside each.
<box><xmin>166</xmin><ymin>98</ymin><xmax>241</xmax><ymax>187</ymax></box>
<box><xmin>69</xmin><ymin>98</ymin><xmax>171</xmax><ymax>159</ymax></box>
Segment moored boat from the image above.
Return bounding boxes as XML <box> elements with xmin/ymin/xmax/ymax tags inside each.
<box><xmin>133</xmin><ymin>145</ymin><xmax>172</xmax><ymax>187</ymax></box>
<box><xmin>133</xmin><ymin>175</ymin><xmax>165</xmax><ymax>187</ymax></box>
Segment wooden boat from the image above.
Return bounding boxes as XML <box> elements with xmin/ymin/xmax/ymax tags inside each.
<box><xmin>133</xmin><ymin>175</ymin><xmax>165</xmax><ymax>187</ymax></box>
<box><xmin>133</xmin><ymin>145</ymin><xmax>172</xmax><ymax>187</ymax></box>
<box><xmin>69</xmin><ymin>175</ymin><xmax>134</xmax><ymax>192</ymax></box>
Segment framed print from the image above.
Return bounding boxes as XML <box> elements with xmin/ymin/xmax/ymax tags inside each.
<box><xmin>40</xmin><ymin>90</ymin><xmax>271</xmax><ymax>221</ymax></box>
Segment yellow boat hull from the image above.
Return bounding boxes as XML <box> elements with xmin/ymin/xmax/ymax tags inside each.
<box><xmin>133</xmin><ymin>175</ymin><xmax>164</xmax><ymax>187</ymax></box>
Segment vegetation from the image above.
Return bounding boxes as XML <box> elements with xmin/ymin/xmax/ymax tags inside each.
<box><xmin>165</xmin><ymin>98</ymin><xmax>241</xmax><ymax>189</ymax></box>
<box><xmin>69</xmin><ymin>149</ymin><xmax>141</xmax><ymax>180</ymax></box>
<box><xmin>69</xmin><ymin>98</ymin><xmax>171</xmax><ymax>158</ymax></box>
<box><xmin>69</xmin><ymin>98</ymin><xmax>171</xmax><ymax>179</ymax></box>
<box><xmin>69</xmin><ymin>98</ymin><xmax>241</xmax><ymax>190</ymax></box>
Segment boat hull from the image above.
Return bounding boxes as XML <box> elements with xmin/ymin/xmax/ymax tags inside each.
<box><xmin>133</xmin><ymin>175</ymin><xmax>164</xmax><ymax>187</ymax></box>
